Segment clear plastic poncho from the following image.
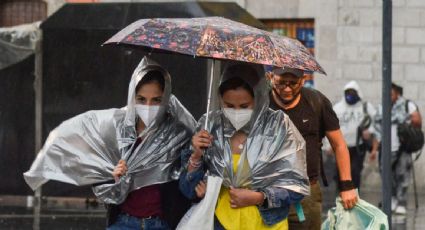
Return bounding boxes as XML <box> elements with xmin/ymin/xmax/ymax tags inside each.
<box><xmin>199</xmin><ymin>63</ymin><xmax>310</xmax><ymax>195</ymax></box>
<box><xmin>0</xmin><ymin>22</ymin><xmax>41</xmax><ymax>70</ymax></box>
<box><xmin>24</xmin><ymin>57</ymin><xmax>196</xmax><ymax>204</ymax></box>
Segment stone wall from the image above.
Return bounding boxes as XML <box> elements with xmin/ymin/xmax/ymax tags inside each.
<box><xmin>246</xmin><ymin>0</ymin><xmax>425</xmax><ymax>191</ymax></box>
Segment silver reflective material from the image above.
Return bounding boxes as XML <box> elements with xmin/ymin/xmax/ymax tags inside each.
<box><xmin>24</xmin><ymin>57</ymin><xmax>196</xmax><ymax>204</ymax></box>
<box><xmin>200</xmin><ymin>64</ymin><xmax>310</xmax><ymax>195</ymax></box>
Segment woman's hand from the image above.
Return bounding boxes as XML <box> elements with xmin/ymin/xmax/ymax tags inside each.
<box><xmin>191</xmin><ymin>130</ymin><xmax>213</xmax><ymax>159</ymax></box>
<box><xmin>112</xmin><ymin>159</ymin><xmax>127</xmax><ymax>182</ymax></box>
<box><xmin>195</xmin><ymin>181</ymin><xmax>207</xmax><ymax>198</ymax></box>
<box><xmin>229</xmin><ymin>187</ymin><xmax>264</xmax><ymax>208</ymax></box>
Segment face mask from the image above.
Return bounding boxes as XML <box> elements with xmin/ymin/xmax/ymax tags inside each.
<box><xmin>134</xmin><ymin>104</ymin><xmax>161</xmax><ymax>127</ymax></box>
<box><xmin>303</xmin><ymin>79</ymin><xmax>314</xmax><ymax>89</ymax></box>
<box><xmin>223</xmin><ymin>108</ymin><xmax>253</xmax><ymax>130</ymax></box>
<box><xmin>345</xmin><ymin>93</ymin><xmax>360</xmax><ymax>105</ymax></box>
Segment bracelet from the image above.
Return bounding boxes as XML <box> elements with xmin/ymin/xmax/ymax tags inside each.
<box><xmin>255</xmin><ymin>190</ymin><xmax>267</xmax><ymax>207</ymax></box>
<box><xmin>338</xmin><ymin>180</ymin><xmax>356</xmax><ymax>192</ymax></box>
<box><xmin>189</xmin><ymin>155</ymin><xmax>202</xmax><ymax>168</ymax></box>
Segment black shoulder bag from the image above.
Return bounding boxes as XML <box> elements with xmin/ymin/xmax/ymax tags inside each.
<box><xmin>397</xmin><ymin>100</ymin><xmax>424</xmax><ymax>153</ymax></box>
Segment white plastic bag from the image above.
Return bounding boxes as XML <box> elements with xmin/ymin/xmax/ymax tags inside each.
<box><xmin>177</xmin><ymin>176</ymin><xmax>223</xmax><ymax>230</ymax></box>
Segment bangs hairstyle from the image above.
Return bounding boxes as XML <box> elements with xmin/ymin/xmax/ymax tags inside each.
<box><xmin>219</xmin><ymin>63</ymin><xmax>263</xmax><ymax>98</ymax></box>
<box><xmin>135</xmin><ymin>70</ymin><xmax>165</xmax><ymax>93</ymax></box>
<box><xmin>219</xmin><ymin>77</ymin><xmax>254</xmax><ymax>98</ymax></box>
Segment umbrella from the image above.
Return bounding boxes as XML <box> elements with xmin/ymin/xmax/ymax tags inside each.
<box><xmin>105</xmin><ymin>17</ymin><xmax>324</xmax><ymax>73</ymax></box>
<box><xmin>104</xmin><ymin>17</ymin><xmax>326</xmax><ymax>128</ymax></box>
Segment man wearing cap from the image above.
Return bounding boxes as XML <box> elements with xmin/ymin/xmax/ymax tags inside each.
<box><xmin>268</xmin><ymin>67</ymin><xmax>358</xmax><ymax>230</ymax></box>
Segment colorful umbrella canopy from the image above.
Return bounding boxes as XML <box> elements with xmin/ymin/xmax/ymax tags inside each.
<box><xmin>104</xmin><ymin>17</ymin><xmax>325</xmax><ymax>74</ymax></box>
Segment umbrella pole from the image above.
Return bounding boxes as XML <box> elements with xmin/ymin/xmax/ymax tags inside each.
<box><xmin>204</xmin><ymin>60</ymin><xmax>215</xmax><ymax>130</ymax></box>
<box><xmin>33</xmin><ymin>30</ymin><xmax>43</xmax><ymax>230</ymax></box>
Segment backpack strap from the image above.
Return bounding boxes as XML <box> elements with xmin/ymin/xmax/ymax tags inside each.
<box><xmin>405</xmin><ymin>99</ymin><xmax>410</xmax><ymax>114</ymax></box>
<box><xmin>363</xmin><ymin>101</ymin><xmax>368</xmax><ymax>115</ymax></box>
<box><xmin>301</xmin><ymin>88</ymin><xmax>328</xmax><ymax>186</ymax></box>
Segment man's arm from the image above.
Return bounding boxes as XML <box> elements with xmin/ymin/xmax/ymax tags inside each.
<box><xmin>410</xmin><ymin>111</ymin><xmax>422</xmax><ymax>127</ymax></box>
<box><xmin>326</xmin><ymin>129</ymin><xmax>358</xmax><ymax>209</ymax></box>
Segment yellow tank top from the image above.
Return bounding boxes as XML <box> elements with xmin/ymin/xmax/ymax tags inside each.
<box><xmin>215</xmin><ymin>154</ymin><xmax>288</xmax><ymax>230</ymax></box>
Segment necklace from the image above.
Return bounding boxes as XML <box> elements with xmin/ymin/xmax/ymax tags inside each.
<box><xmin>235</xmin><ymin>137</ymin><xmax>247</xmax><ymax>150</ymax></box>
<box><xmin>231</xmin><ymin>131</ymin><xmax>247</xmax><ymax>152</ymax></box>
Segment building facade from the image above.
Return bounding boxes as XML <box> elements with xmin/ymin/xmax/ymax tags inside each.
<box><xmin>6</xmin><ymin>0</ymin><xmax>425</xmax><ymax>190</ymax></box>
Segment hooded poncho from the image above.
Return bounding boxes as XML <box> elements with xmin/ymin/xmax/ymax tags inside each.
<box><xmin>24</xmin><ymin>57</ymin><xmax>196</xmax><ymax>204</ymax></box>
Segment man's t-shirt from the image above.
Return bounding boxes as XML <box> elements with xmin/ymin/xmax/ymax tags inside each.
<box><xmin>270</xmin><ymin>90</ymin><xmax>340</xmax><ymax>181</ymax></box>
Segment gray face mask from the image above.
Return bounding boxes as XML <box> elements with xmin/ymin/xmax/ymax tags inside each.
<box><xmin>222</xmin><ymin>108</ymin><xmax>253</xmax><ymax>130</ymax></box>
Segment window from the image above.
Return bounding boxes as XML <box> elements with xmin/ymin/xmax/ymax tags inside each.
<box><xmin>261</xmin><ymin>19</ymin><xmax>316</xmax><ymax>87</ymax></box>
<box><xmin>261</xmin><ymin>19</ymin><xmax>315</xmax><ymax>55</ymax></box>
<box><xmin>0</xmin><ymin>0</ymin><xmax>47</xmax><ymax>27</ymax></box>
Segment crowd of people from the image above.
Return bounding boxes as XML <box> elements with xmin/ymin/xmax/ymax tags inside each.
<box><xmin>24</xmin><ymin>56</ymin><xmax>422</xmax><ymax>230</ymax></box>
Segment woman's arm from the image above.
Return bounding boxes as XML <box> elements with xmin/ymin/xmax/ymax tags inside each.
<box><xmin>179</xmin><ymin>130</ymin><xmax>213</xmax><ymax>199</ymax></box>
<box><xmin>228</xmin><ymin>187</ymin><xmax>264</xmax><ymax>208</ymax></box>
<box><xmin>227</xmin><ymin>187</ymin><xmax>303</xmax><ymax>209</ymax></box>
<box><xmin>259</xmin><ymin>187</ymin><xmax>304</xmax><ymax>209</ymax></box>
<box><xmin>178</xmin><ymin>149</ymin><xmax>205</xmax><ymax>199</ymax></box>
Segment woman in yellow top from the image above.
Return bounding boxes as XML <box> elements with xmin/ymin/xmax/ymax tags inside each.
<box><xmin>179</xmin><ymin>62</ymin><xmax>310</xmax><ymax>230</ymax></box>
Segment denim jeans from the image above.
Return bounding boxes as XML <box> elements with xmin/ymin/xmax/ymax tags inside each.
<box><xmin>106</xmin><ymin>213</ymin><xmax>170</xmax><ymax>230</ymax></box>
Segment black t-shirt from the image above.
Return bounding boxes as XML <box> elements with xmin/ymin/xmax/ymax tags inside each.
<box><xmin>270</xmin><ymin>89</ymin><xmax>340</xmax><ymax>180</ymax></box>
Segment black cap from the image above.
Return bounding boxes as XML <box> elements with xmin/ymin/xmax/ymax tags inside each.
<box><xmin>391</xmin><ymin>82</ymin><xmax>403</xmax><ymax>95</ymax></box>
<box><xmin>272</xmin><ymin>67</ymin><xmax>304</xmax><ymax>78</ymax></box>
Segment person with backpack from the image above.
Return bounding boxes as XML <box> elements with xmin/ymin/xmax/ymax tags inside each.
<box><xmin>332</xmin><ymin>81</ymin><xmax>379</xmax><ymax>190</ymax></box>
<box><xmin>374</xmin><ymin>82</ymin><xmax>423</xmax><ymax>215</ymax></box>
<box><xmin>268</xmin><ymin>67</ymin><xmax>358</xmax><ymax>230</ymax></box>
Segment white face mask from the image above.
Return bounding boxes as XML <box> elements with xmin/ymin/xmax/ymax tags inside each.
<box><xmin>134</xmin><ymin>104</ymin><xmax>161</xmax><ymax>127</ymax></box>
<box><xmin>223</xmin><ymin>108</ymin><xmax>253</xmax><ymax>130</ymax></box>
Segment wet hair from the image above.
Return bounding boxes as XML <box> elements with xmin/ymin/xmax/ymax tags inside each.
<box><xmin>135</xmin><ymin>70</ymin><xmax>165</xmax><ymax>92</ymax></box>
<box><xmin>219</xmin><ymin>77</ymin><xmax>254</xmax><ymax>97</ymax></box>
<box><xmin>219</xmin><ymin>63</ymin><xmax>263</xmax><ymax>97</ymax></box>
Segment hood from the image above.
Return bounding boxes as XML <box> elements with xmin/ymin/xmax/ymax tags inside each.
<box><xmin>124</xmin><ymin>56</ymin><xmax>172</xmax><ymax>129</ymax></box>
<box><xmin>343</xmin><ymin>80</ymin><xmax>363</xmax><ymax>99</ymax></box>
<box><xmin>218</xmin><ymin>62</ymin><xmax>269</xmax><ymax>133</ymax></box>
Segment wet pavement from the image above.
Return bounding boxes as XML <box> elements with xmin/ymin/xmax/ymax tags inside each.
<box><xmin>1</xmin><ymin>176</ymin><xmax>425</xmax><ymax>229</ymax></box>
<box><xmin>0</xmin><ymin>197</ymin><xmax>105</xmax><ymax>230</ymax></box>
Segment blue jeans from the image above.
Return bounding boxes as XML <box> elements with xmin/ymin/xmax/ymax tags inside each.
<box><xmin>106</xmin><ymin>213</ymin><xmax>170</xmax><ymax>230</ymax></box>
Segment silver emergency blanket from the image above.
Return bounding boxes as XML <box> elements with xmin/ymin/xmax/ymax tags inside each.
<box><xmin>0</xmin><ymin>22</ymin><xmax>41</xmax><ymax>70</ymax></box>
<box><xmin>200</xmin><ymin>63</ymin><xmax>310</xmax><ymax>195</ymax></box>
<box><xmin>24</xmin><ymin>57</ymin><xmax>196</xmax><ymax>204</ymax></box>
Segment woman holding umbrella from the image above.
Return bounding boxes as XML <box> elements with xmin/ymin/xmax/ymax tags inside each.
<box><xmin>179</xmin><ymin>62</ymin><xmax>310</xmax><ymax>230</ymax></box>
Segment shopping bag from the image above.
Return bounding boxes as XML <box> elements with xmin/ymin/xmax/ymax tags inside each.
<box><xmin>176</xmin><ymin>176</ymin><xmax>223</xmax><ymax>230</ymax></box>
<box><xmin>322</xmin><ymin>196</ymin><xmax>388</xmax><ymax>230</ymax></box>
